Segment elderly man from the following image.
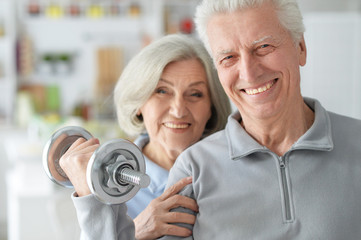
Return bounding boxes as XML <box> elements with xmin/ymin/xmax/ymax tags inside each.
<box><xmin>160</xmin><ymin>0</ymin><xmax>361</xmax><ymax>239</ymax></box>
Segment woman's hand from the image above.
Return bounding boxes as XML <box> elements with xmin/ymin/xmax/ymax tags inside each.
<box><xmin>59</xmin><ymin>137</ymin><xmax>100</xmax><ymax>197</ymax></box>
<box><xmin>134</xmin><ymin>176</ymin><xmax>198</xmax><ymax>240</ymax></box>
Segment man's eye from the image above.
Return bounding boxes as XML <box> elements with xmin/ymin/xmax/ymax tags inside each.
<box><xmin>224</xmin><ymin>55</ymin><xmax>234</xmax><ymax>60</ymax></box>
<box><xmin>256</xmin><ymin>44</ymin><xmax>275</xmax><ymax>55</ymax></box>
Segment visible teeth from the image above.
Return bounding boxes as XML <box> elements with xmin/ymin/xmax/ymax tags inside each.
<box><xmin>245</xmin><ymin>81</ymin><xmax>275</xmax><ymax>95</ymax></box>
<box><xmin>164</xmin><ymin>123</ymin><xmax>189</xmax><ymax>129</ymax></box>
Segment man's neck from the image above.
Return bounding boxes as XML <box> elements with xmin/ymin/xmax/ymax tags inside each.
<box><xmin>240</xmin><ymin>102</ymin><xmax>315</xmax><ymax>156</ymax></box>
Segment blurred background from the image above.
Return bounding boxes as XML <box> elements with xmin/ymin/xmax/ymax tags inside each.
<box><xmin>0</xmin><ymin>0</ymin><xmax>361</xmax><ymax>239</ymax></box>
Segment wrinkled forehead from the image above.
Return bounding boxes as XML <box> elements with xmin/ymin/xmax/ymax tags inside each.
<box><xmin>206</xmin><ymin>6</ymin><xmax>287</xmax><ymax>52</ymax></box>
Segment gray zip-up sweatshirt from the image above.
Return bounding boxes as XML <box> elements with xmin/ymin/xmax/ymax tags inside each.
<box><xmin>73</xmin><ymin>98</ymin><xmax>361</xmax><ymax>239</ymax></box>
<box><xmin>161</xmin><ymin>97</ymin><xmax>361</xmax><ymax>240</ymax></box>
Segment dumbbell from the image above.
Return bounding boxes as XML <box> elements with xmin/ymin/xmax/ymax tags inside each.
<box><xmin>43</xmin><ymin>126</ymin><xmax>150</xmax><ymax>204</ymax></box>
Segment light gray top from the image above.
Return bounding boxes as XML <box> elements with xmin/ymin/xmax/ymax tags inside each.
<box><xmin>161</xmin><ymin>97</ymin><xmax>361</xmax><ymax>239</ymax></box>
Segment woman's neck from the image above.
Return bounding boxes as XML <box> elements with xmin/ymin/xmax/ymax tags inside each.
<box><xmin>142</xmin><ymin>142</ymin><xmax>178</xmax><ymax>171</ymax></box>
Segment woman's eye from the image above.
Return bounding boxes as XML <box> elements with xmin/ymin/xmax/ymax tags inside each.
<box><xmin>155</xmin><ymin>88</ymin><xmax>167</xmax><ymax>94</ymax></box>
<box><xmin>190</xmin><ymin>92</ymin><xmax>203</xmax><ymax>98</ymax></box>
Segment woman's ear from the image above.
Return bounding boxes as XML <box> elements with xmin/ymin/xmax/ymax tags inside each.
<box><xmin>136</xmin><ymin>109</ymin><xmax>143</xmax><ymax>121</ymax></box>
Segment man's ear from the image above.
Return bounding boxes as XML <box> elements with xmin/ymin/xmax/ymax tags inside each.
<box><xmin>298</xmin><ymin>36</ymin><xmax>307</xmax><ymax>66</ymax></box>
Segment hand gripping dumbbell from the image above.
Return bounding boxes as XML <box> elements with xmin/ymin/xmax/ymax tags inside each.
<box><xmin>43</xmin><ymin>126</ymin><xmax>150</xmax><ymax>204</ymax></box>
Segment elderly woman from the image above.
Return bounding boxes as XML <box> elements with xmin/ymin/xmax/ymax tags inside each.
<box><xmin>59</xmin><ymin>34</ymin><xmax>231</xmax><ymax>239</ymax></box>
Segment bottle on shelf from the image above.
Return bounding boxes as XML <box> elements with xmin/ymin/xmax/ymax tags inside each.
<box><xmin>0</xmin><ymin>19</ymin><xmax>5</xmax><ymax>37</ymax></box>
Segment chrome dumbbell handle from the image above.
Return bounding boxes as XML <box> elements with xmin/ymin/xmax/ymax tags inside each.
<box><xmin>111</xmin><ymin>155</ymin><xmax>150</xmax><ymax>188</ymax></box>
<box><xmin>119</xmin><ymin>168</ymin><xmax>151</xmax><ymax>188</ymax></box>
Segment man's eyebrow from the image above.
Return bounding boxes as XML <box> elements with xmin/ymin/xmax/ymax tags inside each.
<box><xmin>252</xmin><ymin>35</ymin><xmax>274</xmax><ymax>46</ymax></box>
<box><xmin>214</xmin><ymin>36</ymin><xmax>275</xmax><ymax>57</ymax></box>
<box><xmin>215</xmin><ymin>49</ymin><xmax>233</xmax><ymax>60</ymax></box>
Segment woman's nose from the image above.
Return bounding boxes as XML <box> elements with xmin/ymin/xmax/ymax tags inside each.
<box><xmin>169</xmin><ymin>95</ymin><xmax>187</xmax><ymax>118</ymax></box>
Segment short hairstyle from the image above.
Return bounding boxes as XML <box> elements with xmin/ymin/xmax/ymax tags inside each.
<box><xmin>195</xmin><ymin>0</ymin><xmax>305</xmax><ymax>53</ymax></box>
<box><xmin>114</xmin><ymin>34</ymin><xmax>231</xmax><ymax>137</ymax></box>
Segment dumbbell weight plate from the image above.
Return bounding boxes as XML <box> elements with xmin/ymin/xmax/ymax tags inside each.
<box><xmin>87</xmin><ymin>139</ymin><xmax>145</xmax><ymax>204</ymax></box>
<box><xmin>43</xmin><ymin>126</ymin><xmax>93</xmax><ymax>188</ymax></box>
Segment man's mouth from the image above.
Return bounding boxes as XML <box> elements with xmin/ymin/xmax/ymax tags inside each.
<box><xmin>164</xmin><ymin>123</ymin><xmax>190</xmax><ymax>129</ymax></box>
<box><xmin>243</xmin><ymin>79</ymin><xmax>278</xmax><ymax>95</ymax></box>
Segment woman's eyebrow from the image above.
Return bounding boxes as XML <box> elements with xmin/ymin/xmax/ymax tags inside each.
<box><xmin>158</xmin><ymin>78</ymin><xmax>207</xmax><ymax>87</ymax></box>
<box><xmin>158</xmin><ymin>78</ymin><xmax>173</xmax><ymax>86</ymax></box>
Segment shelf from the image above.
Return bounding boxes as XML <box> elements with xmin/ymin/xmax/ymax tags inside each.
<box><xmin>23</xmin><ymin>16</ymin><xmax>144</xmax><ymax>32</ymax></box>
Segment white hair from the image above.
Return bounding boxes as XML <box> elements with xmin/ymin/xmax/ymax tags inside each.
<box><xmin>195</xmin><ymin>0</ymin><xmax>305</xmax><ymax>53</ymax></box>
<box><xmin>114</xmin><ymin>34</ymin><xmax>231</xmax><ymax>137</ymax></box>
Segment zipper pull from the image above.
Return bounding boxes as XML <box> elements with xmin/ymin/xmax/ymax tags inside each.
<box><xmin>279</xmin><ymin>157</ymin><xmax>286</xmax><ymax>168</ymax></box>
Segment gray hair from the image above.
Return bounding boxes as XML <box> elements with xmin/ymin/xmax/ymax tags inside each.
<box><xmin>114</xmin><ymin>34</ymin><xmax>231</xmax><ymax>137</ymax></box>
<box><xmin>195</xmin><ymin>0</ymin><xmax>305</xmax><ymax>53</ymax></box>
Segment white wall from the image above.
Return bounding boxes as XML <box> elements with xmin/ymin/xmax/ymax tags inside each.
<box><xmin>299</xmin><ymin>0</ymin><xmax>361</xmax><ymax>12</ymax></box>
<box><xmin>301</xmin><ymin>12</ymin><xmax>361</xmax><ymax>119</ymax></box>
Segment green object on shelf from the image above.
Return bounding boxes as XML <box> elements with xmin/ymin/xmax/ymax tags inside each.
<box><xmin>46</xmin><ymin>85</ymin><xmax>60</xmax><ymax>112</ymax></box>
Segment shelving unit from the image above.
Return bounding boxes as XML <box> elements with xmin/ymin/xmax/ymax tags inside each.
<box><xmin>0</xmin><ymin>0</ymin><xmax>17</xmax><ymax>125</ymax></box>
<box><xmin>12</xmin><ymin>0</ymin><xmax>197</xmax><ymax>119</ymax></box>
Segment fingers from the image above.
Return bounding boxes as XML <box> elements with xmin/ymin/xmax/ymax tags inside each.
<box><xmin>134</xmin><ymin>211</ymin><xmax>195</xmax><ymax>239</ymax></box>
<box><xmin>163</xmin><ymin>194</ymin><xmax>198</xmax><ymax>212</ymax></box>
<box><xmin>159</xmin><ymin>176</ymin><xmax>192</xmax><ymax>200</ymax></box>
<box><xmin>66</xmin><ymin>137</ymin><xmax>99</xmax><ymax>153</ymax></box>
<box><xmin>58</xmin><ymin>137</ymin><xmax>100</xmax><ymax>197</ymax></box>
<box><xmin>61</xmin><ymin>138</ymin><xmax>99</xmax><ymax>164</ymax></box>
<box><xmin>162</xmin><ymin>224</ymin><xmax>193</xmax><ymax>238</ymax></box>
<box><xmin>134</xmin><ymin>176</ymin><xmax>197</xmax><ymax>239</ymax></box>
<box><xmin>157</xmin><ymin>177</ymin><xmax>198</xmax><ymax>213</ymax></box>
<box><xmin>165</xmin><ymin>212</ymin><xmax>196</xmax><ymax>225</ymax></box>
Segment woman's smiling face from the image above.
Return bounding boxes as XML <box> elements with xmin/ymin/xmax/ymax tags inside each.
<box><xmin>139</xmin><ymin>58</ymin><xmax>212</xmax><ymax>157</ymax></box>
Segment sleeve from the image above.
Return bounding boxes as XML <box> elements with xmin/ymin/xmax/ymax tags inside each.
<box><xmin>72</xmin><ymin>193</ymin><xmax>135</xmax><ymax>240</ymax></box>
<box><xmin>159</xmin><ymin>155</ymin><xmax>195</xmax><ymax>240</ymax></box>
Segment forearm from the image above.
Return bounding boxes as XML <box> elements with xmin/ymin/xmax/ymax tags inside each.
<box><xmin>72</xmin><ymin>193</ymin><xmax>135</xmax><ymax>240</ymax></box>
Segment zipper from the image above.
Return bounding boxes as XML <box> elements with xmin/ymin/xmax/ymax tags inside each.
<box><xmin>278</xmin><ymin>156</ymin><xmax>293</xmax><ymax>222</ymax></box>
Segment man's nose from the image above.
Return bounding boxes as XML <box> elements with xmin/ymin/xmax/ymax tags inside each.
<box><xmin>169</xmin><ymin>95</ymin><xmax>188</xmax><ymax>118</ymax></box>
<box><xmin>238</xmin><ymin>53</ymin><xmax>262</xmax><ymax>82</ymax></box>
